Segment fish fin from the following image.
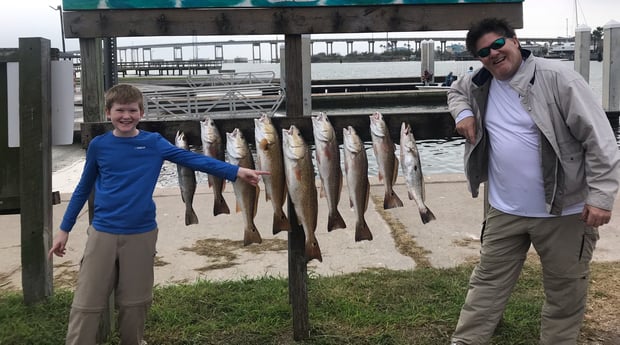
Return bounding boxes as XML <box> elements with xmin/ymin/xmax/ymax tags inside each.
<box><xmin>221</xmin><ymin>180</ymin><xmax>226</xmax><ymax>192</ymax></box>
<box><xmin>378</xmin><ymin>171</ymin><xmax>384</xmax><ymax>182</ymax></box>
<box><xmin>265</xmin><ymin>186</ymin><xmax>272</xmax><ymax>202</ymax></box>
<box><xmin>364</xmin><ymin>180</ymin><xmax>370</xmax><ymax>211</ymax></box>
<box><xmin>408</xmin><ymin>190</ymin><xmax>415</xmax><ymax>200</ymax></box>
<box><xmin>272</xmin><ymin>209</ymin><xmax>290</xmax><ymax>234</ymax></box>
<box><xmin>305</xmin><ymin>238</ymin><xmax>323</xmax><ymax>263</ymax></box>
<box><xmin>383</xmin><ymin>190</ymin><xmax>404</xmax><ymax>209</ymax></box>
<box><xmin>327</xmin><ymin>210</ymin><xmax>347</xmax><ymax>231</ymax></box>
<box><xmin>253</xmin><ymin>186</ymin><xmax>260</xmax><ymax>218</ymax></box>
<box><xmin>392</xmin><ymin>158</ymin><xmax>399</xmax><ymax>184</ymax></box>
<box><xmin>419</xmin><ymin>207</ymin><xmax>437</xmax><ymax>224</ymax></box>
<box><xmin>213</xmin><ymin>195</ymin><xmax>230</xmax><ymax>216</ymax></box>
<box><xmin>185</xmin><ymin>208</ymin><xmax>199</xmax><ymax>226</ymax></box>
<box><xmin>243</xmin><ymin>224</ymin><xmax>263</xmax><ymax>246</ymax></box>
<box><xmin>259</xmin><ymin>138</ymin><xmax>269</xmax><ymax>151</ymax></box>
<box><xmin>319</xmin><ymin>184</ymin><xmax>326</xmax><ymax>198</ymax></box>
<box><xmin>355</xmin><ymin>219</ymin><xmax>373</xmax><ymax>242</ymax></box>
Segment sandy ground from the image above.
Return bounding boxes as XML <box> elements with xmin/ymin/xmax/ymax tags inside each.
<box><xmin>2</xmin><ymin>144</ymin><xmax>620</xmax><ymax>291</ymax></box>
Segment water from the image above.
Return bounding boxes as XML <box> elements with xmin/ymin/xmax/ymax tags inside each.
<box><xmin>157</xmin><ymin>136</ymin><xmax>466</xmax><ymax>188</ymax></box>
<box><xmin>155</xmin><ymin>59</ymin><xmax>615</xmax><ymax>186</ymax></box>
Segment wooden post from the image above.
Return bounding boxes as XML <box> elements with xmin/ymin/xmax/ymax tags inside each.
<box><xmin>79</xmin><ymin>38</ymin><xmax>105</xmax><ymax>123</ymax></box>
<box><xmin>80</xmin><ymin>37</ymin><xmax>114</xmax><ymax>342</ymax></box>
<box><xmin>284</xmin><ymin>34</ymin><xmax>310</xmax><ymax>341</ymax></box>
<box><xmin>18</xmin><ymin>37</ymin><xmax>54</xmax><ymax>304</ymax></box>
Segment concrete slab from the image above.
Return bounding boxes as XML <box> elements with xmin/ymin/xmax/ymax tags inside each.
<box><xmin>2</xmin><ymin>152</ymin><xmax>620</xmax><ymax>292</ymax></box>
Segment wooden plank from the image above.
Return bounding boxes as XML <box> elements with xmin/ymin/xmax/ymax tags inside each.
<box><xmin>18</xmin><ymin>38</ymin><xmax>54</xmax><ymax>304</ymax></box>
<box><xmin>0</xmin><ymin>62</ymin><xmax>21</xmax><ymax>214</ymax></box>
<box><xmin>80</xmin><ymin>112</ymin><xmax>457</xmax><ymax>149</ymax></box>
<box><xmin>63</xmin><ymin>3</ymin><xmax>523</xmax><ymax>38</ymax></box>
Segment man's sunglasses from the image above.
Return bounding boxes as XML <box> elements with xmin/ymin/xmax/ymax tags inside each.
<box><xmin>476</xmin><ymin>37</ymin><xmax>506</xmax><ymax>58</ymax></box>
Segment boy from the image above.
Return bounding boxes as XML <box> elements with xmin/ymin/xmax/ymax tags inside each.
<box><xmin>49</xmin><ymin>84</ymin><xmax>268</xmax><ymax>345</ymax></box>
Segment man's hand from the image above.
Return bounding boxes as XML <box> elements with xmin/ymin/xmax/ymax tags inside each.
<box><xmin>237</xmin><ymin>167</ymin><xmax>270</xmax><ymax>186</ymax></box>
<box><xmin>48</xmin><ymin>230</ymin><xmax>70</xmax><ymax>260</ymax></box>
<box><xmin>456</xmin><ymin>116</ymin><xmax>477</xmax><ymax>144</ymax></box>
<box><xmin>581</xmin><ymin>205</ymin><xmax>612</xmax><ymax>228</ymax></box>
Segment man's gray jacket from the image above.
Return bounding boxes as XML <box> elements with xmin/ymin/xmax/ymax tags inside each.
<box><xmin>448</xmin><ymin>49</ymin><xmax>620</xmax><ymax>214</ymax></box>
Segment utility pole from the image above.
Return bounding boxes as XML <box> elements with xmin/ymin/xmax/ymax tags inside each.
<box><xmin>49</xmin><ymin>5</ymin><xmax>66</xmax><ymax>53</ymax></box>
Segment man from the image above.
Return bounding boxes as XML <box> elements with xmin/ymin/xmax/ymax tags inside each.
<box><xmin>448</xmin><ymin>18</ymin><xmax>619</xmax><ymax>345</ymax></box>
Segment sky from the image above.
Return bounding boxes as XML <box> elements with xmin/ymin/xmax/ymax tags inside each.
<box><xmin>0</xmin><ymin>0</ymin><xmax>618</xmax><ymax>57</ymax></box>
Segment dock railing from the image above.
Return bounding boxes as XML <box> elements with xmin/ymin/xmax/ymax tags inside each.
<box><xmin>186</xmin><ymin>70</ymin><xmax>276</xmax><ymax>88</ymax></box>
<box><xmin>142</xmin><ymin>81</ymin><xmax>285</xmax><ymax>120</ymax></box>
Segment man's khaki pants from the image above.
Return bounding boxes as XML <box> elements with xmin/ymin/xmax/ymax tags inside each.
<box><xmin>451</xmin><ymin>207</ymin><xmax>598</xmax><ymax>345</ymax></box>
<box><xmin>65</xmin><ymin>227</ymin><xmax>158</xmax><ymax>345</ymax></box>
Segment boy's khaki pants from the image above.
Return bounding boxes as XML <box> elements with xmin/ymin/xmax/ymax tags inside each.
<box><xmin>65</xmin><ymin>227</ymin><xmax>158</xmax><ymax>345</ymax></box>
<box><xmin>451</xmin><ymin>207</ymin><xmax>598</xmax><ymax>345</ymax></box>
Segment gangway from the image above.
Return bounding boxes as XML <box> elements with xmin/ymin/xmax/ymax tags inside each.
<box><xmin>185</xmin><ymin>70</ymin><xmax>276</xmax><ymax>88</ymax></box>
<box><xmin>141</xmin><ymin>78</ymin><xmax>285</xmax><ymax>119</ymax></box>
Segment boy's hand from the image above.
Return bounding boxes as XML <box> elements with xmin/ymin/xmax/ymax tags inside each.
<box><xmin>48</xmin><ymin>230</ymin><xmax>70</xmax><ymax>260</ymax></box>
<box><xmin>237</xmin><ymin>167</ymin><xmax>270</xmax><ymax>186</ymax></box>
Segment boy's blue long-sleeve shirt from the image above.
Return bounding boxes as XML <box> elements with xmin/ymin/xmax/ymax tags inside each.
<box><xmin>60</xmin><ymin>130</ymin><xmax>239</xmax><ymax>234</ymax></box>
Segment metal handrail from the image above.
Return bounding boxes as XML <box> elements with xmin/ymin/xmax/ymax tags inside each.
<box><xmin>142</xmin><ymin>82</ymin><xmax>284</xmax><ymax>119</ymax></box>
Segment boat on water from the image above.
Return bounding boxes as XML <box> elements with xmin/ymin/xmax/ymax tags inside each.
<box><xmin>545</xmin><ymin>41</ymin><xmax>601</xmax><ymax>61</ymax></box>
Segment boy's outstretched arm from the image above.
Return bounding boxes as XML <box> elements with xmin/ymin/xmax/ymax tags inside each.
<box><xmin>237</xmin><ymin>167</ymin><xmax>270</xmax><ymax>186</ymax></box>
<box><xmin>48</xmin><ymin>230</ymin><xmax>69</xmax><ymax>260</ymax></box>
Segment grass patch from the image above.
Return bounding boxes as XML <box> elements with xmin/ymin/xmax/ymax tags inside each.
<box><xmin>2</xmin><ymin>260</ymin><xmax>618</xmax><ymax>344</ymax></box>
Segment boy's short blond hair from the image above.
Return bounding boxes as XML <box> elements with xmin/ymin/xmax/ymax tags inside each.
<box><xmin>105</xmin><ymin>84</ymin><xmax>144</xmax><ymax>112</ymax></box>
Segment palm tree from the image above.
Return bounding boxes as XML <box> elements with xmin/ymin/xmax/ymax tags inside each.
<box><xmin>592</xmin><ymin>27</ymin><xmax>604</xmax><ymax>54</ymax></box>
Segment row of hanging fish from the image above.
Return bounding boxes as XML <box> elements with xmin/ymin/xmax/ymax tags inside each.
<box><xmin>173</xmin><ymin>111</ymin><xmax>435</xmax><ymax>263</ymax></box>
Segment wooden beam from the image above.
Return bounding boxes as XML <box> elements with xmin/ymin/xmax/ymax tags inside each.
<box><xmin>80</xmin><ymin>112</ymin><xmax>457</xmax><ymax>149</ymax></box>
<box><xmin>79</xmin><ymin>38</ymin><xmax>105</xmax><ymax>123</ymax></box>
<box><xmin>63</xmin><ymin>3</ymin><xmax>523</xmax><ymax>38</ymax></box>
<box><xmin>284</xmin><ymin>34</ymin><xmax>310</xmax><ymax>341</ymax></box>
<box><xmin>18</xmin><ymin>38</ymin><xmax>53</xmax><ymax>304</ymax></box>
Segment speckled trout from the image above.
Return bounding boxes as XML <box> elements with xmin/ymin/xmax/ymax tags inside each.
<box><xmin>311</xmin><ymin>112</ymin><xmax>346</xmax><ymax>232</ymax></box>
<box><xmin>200</xmin><ymin>116</ymin><xmax>230</xmax><ymax>216</ymax></box>
<box><xmin>282</xmin><ymin>125</ymin><xmax>322</xmax><ymax>262</ymax></box>
<box><xmin>254</xmin><ymin>113</ymin><xmax>289</xmax><ymax>234</ymax></box>
<box><xmin>343</xmin><ymin>126</ymin><xmax>373</xmax><ymax>242</ymax></box>
<box><xmin>175</xmin><ymin>130</ymin><xmax>199</xmax><ymax>226</ymax></box>
<box><xmin>370</xmin><ymin>111</ymin><xmax>403</xmax><ymax>210</ymax></box>
<box><xmin>226</xmin><ymin>128</ymin><xmax>263</xmax><ymax>246</ymax></box>
<box><xmin>400</xmin><ymin>122</ymin><xmax>436</xmax><ymax>224</ymax></box>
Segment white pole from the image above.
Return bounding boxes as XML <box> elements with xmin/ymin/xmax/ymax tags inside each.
<box><xmin>603</xmin><ymin>20</ymin><xmax>620</xmax><ymax>112</ymax></box>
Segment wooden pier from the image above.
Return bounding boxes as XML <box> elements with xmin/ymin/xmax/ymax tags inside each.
<box><xmin>75</xmin><ymin>59</ymin><xmax>224</xmax><ymax>76</ymax></box>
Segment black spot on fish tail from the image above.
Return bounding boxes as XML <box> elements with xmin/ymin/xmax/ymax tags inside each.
<box><xmin>272</xmin><ymin>209</ymin><xmax>290</xmax><ymax>234</ymax></box>
<box><xmin>185</xmin><ymin>208</ymin><xmax>199</xmax><ymax>226</ymax></box>
<box><xmin>213</xmin><ymin>195</ymin><xmax>230</xmax><ymax>216</ymax></box>
<box><xmin>420</xmin><ymin>207</ymin><xmax>436</xmax><ymax>224</ymax></box>
<box><xmin>243</xmin><ymin>224</ymin><xmax>263</xmax><ymax>246</ymax></box>
<box><xmin>384</xmin><ymin>190</ymin><xmax>404</xmax><ymax>209</ymax></box>
<box><xmin>355</xmin><ymin>219</ymin><xmax>373</xmax><ymax>242</ymax></box>
<box><xmin>327</xmin><ymin>210</ymin><xmax>347</xmax><ymax>231</ymax></box>
<box><xmin>305</xmin><ymin>239</ymin><xmax>323</xmax><ymax>263</ymax></box>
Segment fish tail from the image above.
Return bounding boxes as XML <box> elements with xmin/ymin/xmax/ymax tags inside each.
<box><xmin>243</xmin><ymin>224</ymin><xmax>263</xmax><ymax>246</ymax></box>
<box><xmin>185</xmin><ymin>207</ymin><xmax>199</xmax><ymax>226</ymax></box>
<box><xmin>355</xmin><ymin>219</ymin><xmax>373</xmax><ymax>242</ymax></box>
<box><xmin>383</xmin><ymin>190</ymin><xmax>404</xmax><ymax>209</ymax></box>
<box><xmin>419</xmin><ymin>207</ymin><xmax>437</xmax><ymax>224</ymax></box>
<box><xmin>272</xmin><ymin>209</ymin><xmax>290</xmax><ymax>234</ymax></box>
<box><xmin>327</xmin><ymin>210</ymin><xmax>347</xmax><ymax>231</ymax></box>
<box><xmin>305</xmin><ymin>238</ymin><xmax>323</xmax><ymax>263</ymax></box>
<box><xmin>213</xmin><ymin>195</ymin><xmax>230</xmax><ymax>216</ymax></box>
